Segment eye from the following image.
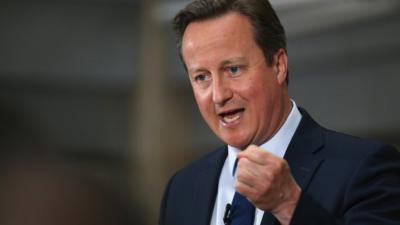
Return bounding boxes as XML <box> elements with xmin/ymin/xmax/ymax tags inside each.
<box><xmin>227</xmin><ymin>66</ymin><xmax>241</xmax><ymax>76</ymax></box>
<box><xmin>194</xmin><ymin>74</ymin><xmax>211</xmax><ymax>83</ymax></box>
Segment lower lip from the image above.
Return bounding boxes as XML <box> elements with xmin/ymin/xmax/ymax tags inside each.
<box><xmin>220</xmin><ymin>111</ymin><xmax>244</xmax><ymax>128</ymax></box>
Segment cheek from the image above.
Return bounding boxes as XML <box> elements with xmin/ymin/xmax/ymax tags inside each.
<box><xmin>237</xmin><ymin>78</ymin><xmax>261</xmax><ymax>99</ymax></box>
<box><xmin>194</xmin><ymin>92</ymin><xmax>214</xmax><ymax>117</ymax></box>
<box><xmin>240</xmin><ymin>81</ymin><xmax>274</xmax><ymax>115</ymax></box>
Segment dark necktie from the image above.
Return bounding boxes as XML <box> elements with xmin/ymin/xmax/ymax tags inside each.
<box><xmin>229</xmin><ymin>159</ymin><xmax>255</xmax><ymax>225</ymax></box>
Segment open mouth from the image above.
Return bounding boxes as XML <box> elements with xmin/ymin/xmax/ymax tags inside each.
<box><xmin>219</xmin><ymin>108</ymin><xmax>245</xmax><ymax>125</ymax></box>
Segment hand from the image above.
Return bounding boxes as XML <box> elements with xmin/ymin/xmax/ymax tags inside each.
<box><xmin>235</xmin><ymin>145</ymin><xmax>301</xmax><ymax>225</ymax></box>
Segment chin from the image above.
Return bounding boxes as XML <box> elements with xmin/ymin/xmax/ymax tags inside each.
<box><xmin>213</xmin><ymin>127</ymin><xmax>249</xmax><ymax>148</ymax></box>
<box><xmin>223</xmin><ymin>138</ymin><xmax>248</xmax><ymax>150</ymax></box>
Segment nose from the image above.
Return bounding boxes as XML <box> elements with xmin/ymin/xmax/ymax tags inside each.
<box><xmin>212</xmin><ymin>76</ymin><xmax>233</xmax><ymax>106</ymax></box>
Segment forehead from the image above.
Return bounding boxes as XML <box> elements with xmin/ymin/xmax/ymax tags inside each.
<box><xmin>184</xmin><ymin>11</ymin><xmax>253</xmax><ymax>37</ymax></box>
<box><xmin>181</xmin><ymin>12</ymin><xmax>258</xmax><ymax>67</ymax></box>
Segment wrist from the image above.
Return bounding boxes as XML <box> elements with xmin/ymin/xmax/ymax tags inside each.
<box><xmin>272</xmin><ymin>186</ymin><xmax>301</xmax><ymax>225</ymax></box>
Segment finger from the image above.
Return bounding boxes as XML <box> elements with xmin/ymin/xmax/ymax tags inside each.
<box><xmin>236</xmin><ymin>157</ymin><xmax>268</xmax><ymax>180</ymax></box>
<box><xmin>235</xmin><ymin>158</ymin><xmax>257</xmax><ymax>187</ymax></box>
<box><xmin>238</xmin><ymin>145</ymin><xmax>278</xmax><ymax>165</ymax></box>
<box><xmin>235</xmin><ymin>158</ymin><xmax>257</xmax><ymax>186</ymax></box>
<box><xmin>235</xmin><ymin>179</ymin><xmax>257</xmax><ymax>200</ymax></box>
<box><xmin>236</xmin><ymin>158</ymin><xmax>273</xmax><ymax>189</ymax></box>
<box><xmin>237</xmin><ymin>145</ymin><xmax>265</xmax><ymax>163</ymax></box>
<box><xmin>236</xmin><ymin>178</ymin><xmax>269</xmax><ymax>206</ymax></box>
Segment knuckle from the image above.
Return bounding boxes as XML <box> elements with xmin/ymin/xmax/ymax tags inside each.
<box><xmin>249</xmin><ymin>146</ymin><xmax>260</xmax><ymax>155</ymax></box>
<box><xmin>280</xmin><ymin>160</ymin><xmax>288</xmax><ymax>169</ymax></box>
<box><xmin>276</xmin><ymin>160</ymin><xmax>284</xmax><ymax>171</ymax></box>
<box><xmin>235</xmin><ymin>181</ymin><xmax>246</xmax><ymax>193</ymax></box>
<box><xmin>235</xmin><ymin>182</ymin><xmax>242</xmax><ymax>192</ymax></box>
<box><xmin>272</xmin><ymin>160</ymin><xmax>286</xmax><ymax>176</ymax></box>
<box><xmin>248</xmin><ymin>144</ymin><xmax>257</xmax><ymax>150</ymax></box>
<box><xmin>239</xmin><ymin>158</ymin><xmax>248</xmax><ymax>166</ymax></box>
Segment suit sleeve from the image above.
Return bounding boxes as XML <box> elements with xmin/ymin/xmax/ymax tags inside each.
<box><xmin>290</xmin><ymin>145</ymin><xmax>400</xmax><ymax>225</ymax></box>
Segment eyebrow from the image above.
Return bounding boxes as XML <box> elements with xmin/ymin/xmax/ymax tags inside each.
<box><xmin>188</xmin><ymin>67</ymin><xmax>208</xmax><ymax>75</ymax></box>
<box><xmin>188</xmin><ymin>57</ymin><xmax>248</xmax><ymax>74</ymax></box>
<box><xmin>220</xmin><ymin>57</ymin><xmax>247</xmax><ymax>66</ymax></box>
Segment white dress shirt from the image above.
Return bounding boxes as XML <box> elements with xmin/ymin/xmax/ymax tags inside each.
<box><xmin>210</xmin><ymin>100</ymin><xmax>302</xmax><ymax>225</ymax></box>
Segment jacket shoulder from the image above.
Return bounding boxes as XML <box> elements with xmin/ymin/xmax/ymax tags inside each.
<box><xmin>320</xmin><ymin>127</ymin><xmax>396</xmax><ymax>158</ymax></box>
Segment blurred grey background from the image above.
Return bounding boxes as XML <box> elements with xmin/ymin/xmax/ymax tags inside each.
<box><xmin>1</xmin><ymin>0</ymin><xmax>399</xmax><ymax>224</ymax></box>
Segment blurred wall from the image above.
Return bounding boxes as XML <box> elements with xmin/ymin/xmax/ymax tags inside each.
<box><xmin>1</xmin><ymin>0</ymin><xmax>400</xmax><ymax>225</ymax></box>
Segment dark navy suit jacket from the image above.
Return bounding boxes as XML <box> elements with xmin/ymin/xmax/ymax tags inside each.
<box><xmin>159</xmin><ymin>110</ymin><xmax>400</xmax><ymax>225</ymax></box>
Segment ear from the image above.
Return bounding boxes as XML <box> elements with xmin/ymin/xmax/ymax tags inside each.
<box><xmin>274</xmin><ymin>48</ymin><xmax>288</xmax><ymax>85</ymax></box>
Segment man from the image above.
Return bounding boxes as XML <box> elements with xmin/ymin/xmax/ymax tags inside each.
<box><xmin>159</xmin><ymin>1</ymin><xmax>400</xmax><ymax>225</ymax></box>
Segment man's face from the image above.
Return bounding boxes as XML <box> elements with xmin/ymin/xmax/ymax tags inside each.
<box><xmin>181</xmin><ymin>12</ymin><xmax>289</xmax><ymax>149</ymax></box>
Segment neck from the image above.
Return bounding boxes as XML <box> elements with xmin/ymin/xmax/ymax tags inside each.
<box><xmin>272</xmin><ymin>96</ymin><xmax>293</xmax><ymax>138</ymax></box>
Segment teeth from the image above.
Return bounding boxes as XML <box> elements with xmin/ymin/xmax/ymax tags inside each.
<box><xmin>223</xmin><ymin>113</ymin><xmax>240</xmax><ymax>123</ymax></box>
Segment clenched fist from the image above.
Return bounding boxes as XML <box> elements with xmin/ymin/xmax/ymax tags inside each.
<box><xmin>235</xmin><ymin>145</ymin><xmax>301</xmax><ymax>225</ymax></box>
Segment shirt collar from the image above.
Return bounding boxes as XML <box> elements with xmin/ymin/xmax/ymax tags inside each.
<box><xmin>227</xmin><ymin>100</ymin><xmax>302</xmax><ymax>174</ymax></box>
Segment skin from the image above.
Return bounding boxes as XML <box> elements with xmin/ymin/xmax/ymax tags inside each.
<box><xmin>181</xmin><ymin>12</ymin><xmax>300</xmax><ymax>225</ymax></box>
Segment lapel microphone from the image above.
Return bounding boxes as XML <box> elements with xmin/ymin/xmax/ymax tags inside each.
<box><xmin>223</xmin><ymin>203</ymin><xmax>232</xmax><ymax>225</ymax></box>
<box><xmin>223</xmin><ymin>159</ymin><xmax>236</xmax><ymax>225</ymax></box>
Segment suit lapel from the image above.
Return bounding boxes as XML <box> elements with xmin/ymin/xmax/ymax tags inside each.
<box><xmin>284</xmin><ymin>109</ymin><xmax>324</xmax><ymax>190</ymax></box>
<box><xmin>192</xmin><ymin>147</ymin><xmax>228</xmax><ymax>225</ymax></box>
<box><xmin>261</xmin><ymin>109</ymin><xmax>325</xmax><ymax>225</ymax></box>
